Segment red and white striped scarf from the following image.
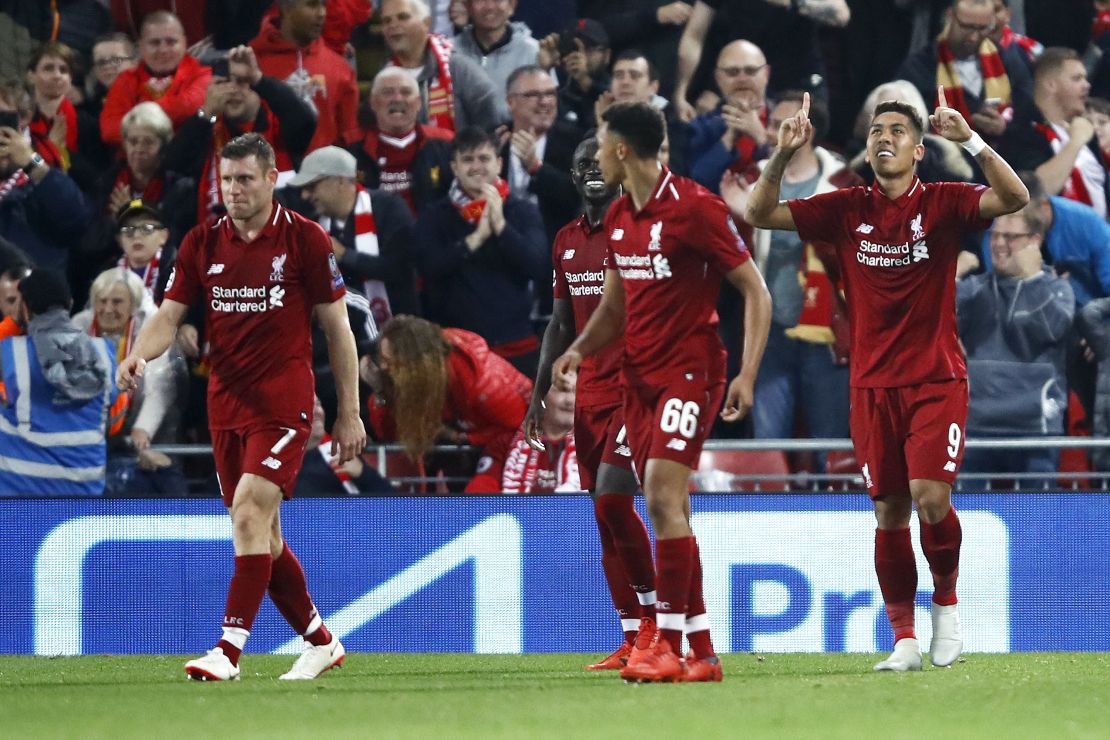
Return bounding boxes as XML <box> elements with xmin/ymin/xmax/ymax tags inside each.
<box><xmin>1035</xmin><ymin>122</ymin><xmax>1098</xmax><ymax>210</ymax></box>
<box><xmin>317</xmin><ymin>434</ymin><xmax>359</xmax><ymax>494</ymax></box>
<box><xmin>319</xmin><ymin>185</ymin><xmax>392</xmax><ymax>327</ymax></box>
<box><xmin>392</xmin><ymin>34</ymin><xmax>456</xmax><ymax>131</ymax></box>
<box><xmin>117</xmin><ymin>249</ymin><xmax>162</xmax><ymax>292</ymax></box>
<box><xmin>935</xmin><ymin>34</ymin><xmax>1013</xmax><ymax>129</ymax></box>
<box><xmin>0</xmin><ymin>169</ymin><xmax>29</xmax><ymax>202</ymax></box>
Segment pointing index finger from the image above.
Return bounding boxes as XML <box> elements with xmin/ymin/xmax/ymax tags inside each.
<box><xmin>801</xmin><ymin>91</ymin><xmax>810</xmax><ymax>118</ymax></box>
<box><xmin>937</xmin><ymin>85</ymin><xmax>948</xmax><ymax>109</ymax></box>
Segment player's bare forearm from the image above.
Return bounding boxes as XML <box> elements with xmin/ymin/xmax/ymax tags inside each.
<box><xmin>731</xmin><ymin>261</ymin><xmax>772</xmax><ymax>383</ymax></box>
<box><xmin>567</xmin><ymin>270</ymin><xmax>625</xmax><ymax>360</ymax></box>
<box><xmin>320</xmin><ymin>309</ymin><xmax>361</xmax><ymax>418</ymax></box>
<box><xmin>746</xmin><ymin>148</ymin><xmax>797</xmax><ymax>230</ymax></box>
<box><xmin>674</xmin><ymin>2</ymin><xmax>713</xmax><ymax>104</ymax></box>
<box><xmin>977</xmin><ymin>146</ymin><xmax>1030</xmax><ymax>218</ymax></box>
<box><xmin>129</xmin><ymin>299</ymin><xmax>187</xmax><ymax>363</ymax></box>
<box><xmin>531</xmin><ymin>300</ymin><xmax>576</xmax><ymax>406</ymax></box>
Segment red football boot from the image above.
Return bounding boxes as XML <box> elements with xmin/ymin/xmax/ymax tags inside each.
<box><xmin>620</xmin><ymin>631</ymin><xmax>685</xmax><ymax>683</ymax></box>
<box><xmin>585</xmin><ymin>641</ymin><xmax>632</xmax><ymax>670</ymax></box>
<box><xmin>626</xmin><ymin>617</ymin><xmax>657</xmax><ymax>664</ymax></box>
<box><xmin>683</xmin><ymin>652</ymin><xmax>723</xmax><ymax>682</ymax></box>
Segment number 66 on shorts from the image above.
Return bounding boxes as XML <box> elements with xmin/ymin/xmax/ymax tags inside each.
<box><xmin>624</xmin><ymin>377</ymin><xmax>726</xmax><ymax>474</ymax></box>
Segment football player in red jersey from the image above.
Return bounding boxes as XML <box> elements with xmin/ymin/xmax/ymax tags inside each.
<box><xmin>526</xmin><ymin>137</ymin><xmax>659</xmax><ymax>673</ymax></box>
<box><xmin>118</xmin><ymin>133</ymin><xmax>366</xmax><ymax>681</ymax></box>
<box><xmin>553</xmin><ymin>102</ymin><xmax>772</xmax><ymax>683</ymax></box>
<box><xmin>746</xmin><ymin>89</ymin><xmax>1028</xmax><ymax>671</ymax></box>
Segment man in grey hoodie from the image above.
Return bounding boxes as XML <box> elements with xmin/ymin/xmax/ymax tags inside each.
<box><xmin>453</xmin><ymin>0</ymin><xmax>539</xmax><ymax>123</ymax></box>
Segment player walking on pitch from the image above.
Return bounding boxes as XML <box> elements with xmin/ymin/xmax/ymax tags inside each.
<box><xmin>746</xmin><ymin>89</ymin><xmax>1028</xmax><ymax>671</ymax></box>
<box><xmin>117</xmin><ymin>133</ymin><xmax>366</xmax><ymax>681</ymax></box>
<box><xmin>525</xmin><ymin>137</ymin><xmax>659</xmax><ymax>672</ymax></box>
<box><xmin>553</xmin><ymin>102</ymin><xmax>772</xmax><ymax>682</ymax></box>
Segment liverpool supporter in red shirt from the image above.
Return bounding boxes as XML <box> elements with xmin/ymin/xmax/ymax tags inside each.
<box><xmin>553</xmin><ymin>102</ymin><xmax>772</xmax><ymax>683</ymax></box>
<box><xmin>100</xmin><ymin>11</ymin><xmax>211</xmax><ymax>146</ymax></box>
<box><xmin>746</xmin><ymin>90</ymin><xmax>1029</xmax><ymax>672</ymax></box>
<box><xmin>117</xmin><ymin>134</ymin><xmax>366</xmax><ymax>682</ymax></box>
<box><xmin>525</xmin><ymin>136</ymin><xmax>658</xmax><ymax>672</ymax></box>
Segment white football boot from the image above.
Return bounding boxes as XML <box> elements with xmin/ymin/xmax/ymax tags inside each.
<box><xmin>873</xmin><ymin>637</ymin><xmax>923</xmax><ymax>672</ymax></box>
<box><xmin>930</xmin><ymin>603</ymin><xmax>963</xmax><ymax>667</ymax></box>
<box><xmin>185</xmin><ymin>648</ymin><xmax>241</xmax><ymax>681</ymax></box>
<box><xmin>279</xmin><ymin>635</ymin><xmax>346</xmax><ymax>680</ymax></box>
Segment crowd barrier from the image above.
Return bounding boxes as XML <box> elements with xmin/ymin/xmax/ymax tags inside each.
<box><xmin>3</xmin><ymin>493</ymin><xmax>1108</xmax><ymax>655</ymax></box>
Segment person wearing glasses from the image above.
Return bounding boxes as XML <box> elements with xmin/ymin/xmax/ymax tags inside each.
<box><xmin>897</xmin><ymin>0</ymin><xmax>1033</xmax><ymax>143</ymax></box>
<box><xmin>110</xmin><ymin>199</ymin><xmax>175</xmax><ymax>305</ymax></box>
<box><xmin>78</xmin><ymin>33</ymin><xmax>137</xmax><ymax>173</ymax></box>
<box><xmin>957</xmin><ymin>204</ymin><xmax>1074</xmax><ymax>485</ymax></box>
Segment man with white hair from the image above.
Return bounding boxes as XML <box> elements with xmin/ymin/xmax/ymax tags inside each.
<box><xmin>380</xmin><ymin>0</ymin><xmax>502</xmax><ymax>131</ymax></box>
<box><xmin>350</xmin><ymin>68</ymin><xmax>455</xmax><ymax>214</ymax></box>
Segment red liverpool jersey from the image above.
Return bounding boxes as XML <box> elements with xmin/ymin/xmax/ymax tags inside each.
<box><xmin>552</xmin><ymin>216</ymin><xmax>623</xmax><ymax>406</ymax></box>
<box><xmin>605</xmin><ymin>168</ymin><xmax>750</xmax><ymax>387</ymax></box>
<box><xmin>788</xmin><ymin>177</ymin><xmax>989</xmax><ymax>388</ymax></box>
<box><xmin>165</xmin><ymin>202</ymin><xmax>346</xmax><ymax>429</ymax></box>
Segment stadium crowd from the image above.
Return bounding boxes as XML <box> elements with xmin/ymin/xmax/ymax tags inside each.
<box><xmin>2</xmin><ymin>0</ymin><xmax>1110</xmax><ymax>494</ymax></box>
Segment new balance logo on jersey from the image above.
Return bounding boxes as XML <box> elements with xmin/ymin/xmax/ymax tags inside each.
<box><xmin>652</xmin><ymin>253</ymin><xmax>672</xmax><ymax>279</ymax></box>
<box><xmin>944</xmin><ymin>461</ymin><xmax>957</xmax><ymax>473</ymax></box>
<box><xmin>648</xmin><ymin>221</ymin><xmax>663</xmax><ymax>251</ymax></box>
<box><xmin>856</xmin><ymin>223</ymin><xmax>874</xmax><ymax>234</ymax></box>
<box><xmin>270</xmin><ymin>253</ymin><xmax>287</xmax><ymax>282</ymax></box>
<box><xmin>912</xmin><ymin>241</ymin><xmax>930</xmax><ymax>262</ymax></box>
<box><xmin>665</xmin><ymin>438</ymin><xmax>687</xmax><ymax>451</ymax></box>
<box><xmin>614</xmin><ymin>443</ymin><xmax>632</xmax><ymax>458</ymax></box>
<box><xmin>611</xmin><ymin>228</ymin><xmax>624</xmax><ymax>240</ymax></box>
<box><xmin>207</xmin><ymin>263</ymin><xmax>225</xmax><ymax>275</ymax></box>
<box><xmin>563</xmin><ymin>249</ymin><xmax>575</xmax><ymax>260</ymax></box>
<box><xmin>261</xmin><ymin>456</ymin><xmax>282</xmax><ymax>470</ymax></box>
<box><xmin>269</xmin><ymin>285</ymin><xmax>285</xmax><ymax>308</ymax></box>
<box><xmin>910</xmin><ymin>213</ymin><xmax>925</xmax><ymax>241</ymax></box>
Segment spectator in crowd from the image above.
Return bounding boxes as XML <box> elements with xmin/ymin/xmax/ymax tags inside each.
<box><xmin>350</xmin><ymin>68</ymin><xmax>454</xmax><ymax>215</ymax></box>
<box><xmin>1087</xmin><ymin>97</ymin><xmax>1110</xmax><ymax>164</ymax></box>
<box><xmin>78</xmin><ymin>32</ymin><xmax>137</xmax><ymax>172</ymax></box>
<box><xmin>1077</xmin><ymin>291</ymin><xmax>1110</xmax><ymax>472</ymax></box>
<box><xmin>111</xmin><ymin>0</ymin><xmax>209</xmax><ymax>47</ymax></box>
<box><xmin>468</xmin><ymin>385</ymin><xmax>580</xmax><ymax>493</ymax></box>
<box><xmin>25</xmin><ymin>42</ymin><xmax>82</xmax><ymax>176</ymax></box>
<box><xmin>452</xmin><ymin>0</ymin><xmax>540</xmax><ymax>123</ymax></box>
<box><xmin>688</xmin><ymin>39</ymin><xmax>771</xmax><ymax>193</ymax></box>
<box><xmin>109</xmin><ymin>199</ymin><xmax>176</xmax><ymax>304</ymax></box>
<box><xmin>412</xmin><ymin>127</ymin><xmax>548</xmax><ymax>377</ymax></box>
<box><xmin>100</xmin><ymin>10</ymin><xmax>212</xmax><ymax>146</ymax></box>
<box><xmin>554</xmin><ymin>19</ymin><xmax>611</xmax><ymax>131</ymax></box>
<box><xmin>958</xmin><ymin>205</ymin><xmax>1074</xmax><ymax>481</ymax></box>
<box><xmin>848</xmin><ymin>80</ymin><xmax>975</xmax><ymax>185</ymax></box>
<box><xmin>250</xmin><ymin>0</ymin><xmax>360</xmax><ymax>153</ymax></box>
<box><xmin>998</xmin><ymin>48</ymin><xmax>1105</xmax><ymax>218</ymax></box>
<box><xmin>981</xmin><ymin>173</ymin><xmax>1110</xmax><ymax>308</ymax></box>
<box><xmin>295</xmin><ymin>394</ymin><xmax>393</xmax><ymax>496</ymax></box>
<box><xmin>0</xmin><ymin>270</ymin><xmax>116</xmax><ymax>495</ymax></box>
<box><xmin>719</xmin><ymin>91</ymin><xmax>854</xmax><ymax>471</ymax></box>
<box><xmin>259</xmin><ymin>0</ymin><xmax>374</xmax><ymax>59</ymax></box>
<box><xmin>380</xmin><ymin>0</ymin><xmax>501</xmax><ymax>132</ymax></box>
<box><xmin>74</xmin><ymin>267</ymin><xmax>188</xmax><ymax>495</ymax></box>
<box><xmin>673</xmin><ymin>0</ymin><xmax>849</xmax><ymax>122</ymax></box>
<box><xmin>579</xmin><ymin>0</ymin><xmax>692</xmax><ymax>100</ymax></box>
<box><xmin>163</xmin><ymin>45</ymin><xmax>315</xmax><ymax>224</ymax></box>
<box><xmin>53</xmin><ymin>0</ymin><xmax>114</xmax><ymax>64</ymax></box>
<box><xmin>290</xmin><ymin>146</ymin><xmax>419</xmax><ymax>326</ymax></box>
<box><xmin>0</xmin><ymin>78</ymin><xmax>91</xmax><ymax>273</ymax></box>
<box><xmin>0</xmin><ymin>240</ymin><xmax>30</xmax><ymax>403</ymax></box>
<box><xmin>501</xmin><ymin>65</ymin><xmax>580</xmax><ymax>256</ymax></box>
<box><xmin>898</xmin><ymin>0</ymin><xmax>1033</xmax><ymax>142</ymax></box>
<box><xmin>363</xmin><ymin>315</ymin><xmax>532</xmax><ymax>475</ymax></box>
<box><xmin>989</xmin><ymin>0</ymin><xmax>1043</xmax><ymax>67</ymax></box>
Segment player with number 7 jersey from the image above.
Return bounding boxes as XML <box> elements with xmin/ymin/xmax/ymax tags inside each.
<box><xmin>746</xmin><ymin>90</ymin><xmax>1029</xmax><ymax>672</ymax></box>
<box><xmin>553</xmin><ymin>102</ymin><xmax>772</xmax><ymax>683</ymax></box>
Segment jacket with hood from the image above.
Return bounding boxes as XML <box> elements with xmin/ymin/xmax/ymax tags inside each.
<box><xmin>453</xmin><ymin>22</ymin><xmax>539</xmax><ymax>122</ymax></box>
<box><xmin>99</xmin><ymin>55</ymin><xmax>212</xmax><ymax>145</ymax></box>
<box><xmin>387</xmin><ymin>39</ymin><xmax>502</xmax><ymax>132</ymax></box>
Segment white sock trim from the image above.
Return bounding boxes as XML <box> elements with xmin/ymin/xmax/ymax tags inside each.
<box><xmin>303</xmin><ymin>614</ymin><xmax>322</xmax><ymax>637</ymax></box>
<box><xmin>620</xmin><ymin>618</ymin><xmax>641</xmax><ymax>633</ymax></box>
<box><xmin>656</xmin><ymin>612</ymin><xmax>686</xmax><ymax>631</ymax></box>
<box><xmin>637</xmin><ymin>590</ymin><xmax>657</xmax><ymax>606</ymax></box>
<box><xmin>685</xmin><ymin>613</ymin><xmax>710</xmax><ymax>634</ymax></box>
<box><xmin>221</xmin><ymin>627</ymin><xmax>249</xmax><ymax>650</ymax></box>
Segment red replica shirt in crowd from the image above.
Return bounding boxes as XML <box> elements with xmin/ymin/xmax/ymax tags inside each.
<box><xmin>605</xmin><ymin>168</ymin><xmax>750</xmax><ymax>387</ymax></box>
<box><xmin>471</xmin><ymin>429</ymin><xmax>580</xmax><ymax>493</ymax></box>
<box><xmin>788</xmin><ymin>177</ymin><xmax>989</xmax><ymax>388</ymax></box>
<box><xmin>552</xmin><ymin>216</ymin><xmax>623</xmax><ymax>407</ymax></box>
<box><xmin>164</xmin><ymin>202</ymin><xmax>345</xmax><ymax>429</ymax></box>
<box><xmin>100</xmin><ymin>56</ymin><xmax>212</xmax><ymax>145</ymax></box>
<box><xmin>358</xmin><ymin>125</ymin><xmax>453</xmax><ymax>213</ymax></box>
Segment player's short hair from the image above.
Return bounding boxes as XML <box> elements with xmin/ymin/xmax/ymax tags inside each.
<box><xmin>139</xmin><ymin>9</ymin><xmax>184</xmax><ymax>35</ymax></box>
<box><xmin>612</xmin><ymin>49</ymin><xmax>658</xmax><ymax>81</ymax></box>
<box><xmin>601</xmin><ymin>101</ymin><xmax>666</xmax><ymax>158</ymax></box>
<box><xmin>18</xmin><ymin>270</ymin><xmax>71</xmax><ymax>315</ymax></box>
<box><xmin>88</xmin><ymin>267</ymin><xmax>144</xmax><ymax>313</ymax></box>
<box><xmin>0</xmin><ymin>77</ymin><xmax>33</xmax><ymax>120</ymax></box>
<box><xmin>506</xmin><ymin>64</ymin><xmax>549</xmax><ymax>95</ymax></box>
<box><xmin>452</xmin><ymin>126</ymin><xmax>500</xmax><ymax>157</ymax></box>
<box><xmin>220</xmin><ymin>132</ymin><xmax>277</xmax><ymax>172</ymax></box>
<box><xmin>121</xmin><ymin>101</ymin><xmax>173</xmax><ymax>145</ymax></box>
<box><xmin>28</xmin><ymin>41</ymin><xmax>76</xmax><ymax>74</ymax></box>
<box><xmin>776</xmin><ymin>89</ymin><xmax>829</xmax><ymax>143</ymax></box>
<box><xmin>1017</xmin><ymin>170</ymin><xmax>1046</xmax><ymax>203</ymax></box>
<box><xmin>1088</xmin><ymin>96</ymin><xmax>1110</xmax><ymax>117</ymax></box>
<box><xmin>1033</xmin><ymin>47</ymin><xmax>1081</xmax><ymax>86</ymax></box>
<box><xmin>872</xmin><ymin>100</ymin><xmax>924</xmax><ymax>142</ymax></box>
<box><xmin>573</xmin><ymin>136</ymin><xmax>599</xmax><ymax>162</ymax></box>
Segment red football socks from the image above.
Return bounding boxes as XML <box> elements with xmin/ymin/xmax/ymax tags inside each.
<box><xmin>217</xmin><ymin>553</ymin><xmax>273</xmax><ymax>665</ymax></box>
<box><xmin>655</xmin><ymin>536</ymin><xmax>694</xmax><ymax>653</ymax></box>
<box><xmin>595</xmin><ymin>494</ymin><xmax>657</xmax><ymax>619</ymax></box>
<box><xmin>686</xmin><ymin>537</ymin><xmax>716</xmax><ymax>659</ymax></box>
<box><xmin>874</xmin><ymin>528</ymin><xmax>917</xmax><ymax>641</ymax></box>
<box><xmin>269</xmin><ymin>542</ymin><xmax>332</xmax><ymax>646</ymax></box>
<box><xmin>920</xmin><ymin>507</ymin><xmax>962</xmax><ymax>606</ymax></box>
<box><xmin>595</xmin><ymin>509</ymin><xmax>642</xmax><ymax>642</ymax></box>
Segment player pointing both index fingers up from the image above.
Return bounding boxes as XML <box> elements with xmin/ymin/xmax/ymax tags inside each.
<box><xmin>746</xmin><ymin>89</ymin><xmax>1029</xmax><ymax>671</ymax></box>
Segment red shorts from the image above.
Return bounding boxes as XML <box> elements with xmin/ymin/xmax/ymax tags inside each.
<box><xmin>211</xmin><ymin>422</ymin><xmax>310</xmax><ymax>506</ymax></box>
<box><xmin>624</xmin><ymin>377</ymin><xmax>725</xmax><ymax>478</ymax></box>
<box><xmin>850</xmin><ymin>379</ymin><xmax>968</xmax><ymax>499</ymax></box>
<box><xmin>573</xmin><ymin>400</ymin><xmax>634</xmax><ymax>491</ymax></box>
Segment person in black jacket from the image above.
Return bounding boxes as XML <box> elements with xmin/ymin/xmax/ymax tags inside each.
<box><xmin>413</xmin><ymin>127</ymin><xmax>548</xmax><ymax>378</ymax></box>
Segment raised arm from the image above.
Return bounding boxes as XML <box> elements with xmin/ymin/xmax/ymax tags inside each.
<box><xmin>315</xmin><ymin>297</ymin><xmax>367</xmax><ymax>464</ymax></box>
<box><xmin>930</xmin><ymin>87</ymin><xmax>1029</xmax><ymax>218</ymax></box>
<box><xmin>116</xmin><ymin>299</ymin><xmax>188</xmax><ymax>391</ymax></box>
<box><xmin>746</xmin><ymin>92</ymin><xmax>813</xmax><ymax>231</ymax></box>
<box><xmin>551</xmin><ymin>269</ymin><xmax>625</xmax><ymax>391</ymax></box>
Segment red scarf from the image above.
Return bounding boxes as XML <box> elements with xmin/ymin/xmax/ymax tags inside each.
<box><xmin>726</xmin><ymin>105</ymin><xmax>768</xmax><ymax>175</ymax></box>
<box><xmin>29</xmin><ymin>97</ymin><xmax>77</xmax><ymax>170</ymax></box>
<box><xmin>317</xmin><ymin>434</ymin><xmax>360</xmax><ymax>494</ymax></box>
<box><xmin>319</xmin><ymin>185</ymin><xmax>393</xmax><ymax>327</ymax></box>
<box><xmin>1095</xmin><ymin>11</ymin><xmax>1110</xmax><ymax>41</ymax></box>
<box><xmin>112</xmin><ymin>167</ymin><xmax>165</xmax><ymax>213</ymax></box>
<box><xmin>117</xmin><ymin>249</ymin><xmax>162</xmax><ymax>292</ymax></box>
<box><xmin>449</xmin><ymin>177</ymin><xmax>510</xmax><ymax>224</ymax></box>
<box><xmin>935</xmin><ymin>34</ymin><xmax>1013</xmax><ymax>129</ymax></box>
<box><xmin>0</xmin><ymin>169</ymin><xmax>29</xmax><ymax>202</ymax></box>
<box><xmin>392</xmin><ymin>34</ymin><xmax>456</xmax><ymax>131</ymax></box>
<box><xmin>1035</xmin><ymin>122</ymin><xmax>1095</xmax><ymax>208</ymax></box>
<box><xmin>998</xmin><ymin>25</ymin><xmax>1043</xmax><ymax>62</ymax></box>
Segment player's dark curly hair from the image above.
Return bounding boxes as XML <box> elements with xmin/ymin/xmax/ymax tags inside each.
<box><xmin>379</xmin><ymin>315</ymin><xmax>452</xmax><ymax>460</ymax></box>
<box><xmin>601</xmin><ymin>102</ymin><xmax>666</xmax><ymax>158</ymax></box>
<box><xmin>872</xmin><ymin>100</ymin><xmax>924</xmax><ymax>142</ymax></box>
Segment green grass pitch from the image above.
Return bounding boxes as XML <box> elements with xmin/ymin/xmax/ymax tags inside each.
<box><xmin>2</xmin><ymin>653</ymin><xmax>1109</xmax><ymax>739</ymax></box>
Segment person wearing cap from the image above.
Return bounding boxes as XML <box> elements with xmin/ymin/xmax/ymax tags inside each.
<box><xmin>162</xmin><ymin>45</ymin><xmax>316</xmax><ymax>226</ymax></box>
<box><xmin>289</xmin><ymin>146</ymin><xmax>419</xmax><ymax>327</ymax></box>
<box><xmin>452</xmin><ymin>0</ymin><xmax>540</xmax><ymax>123</ymax></box>
<box><xmin>112</xmin><ymin>199</ymin><xmax>175</xmax><ymax>305</ymax></box>
<box><xmin>557</xmin><ymin>18</ymin><xmax>611</xmax><ymax>130</ymax></box>
<box><xmin>380</xmin><ymin>0</ymin><xmax>502</xmax><ymax>132</ymax></box>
